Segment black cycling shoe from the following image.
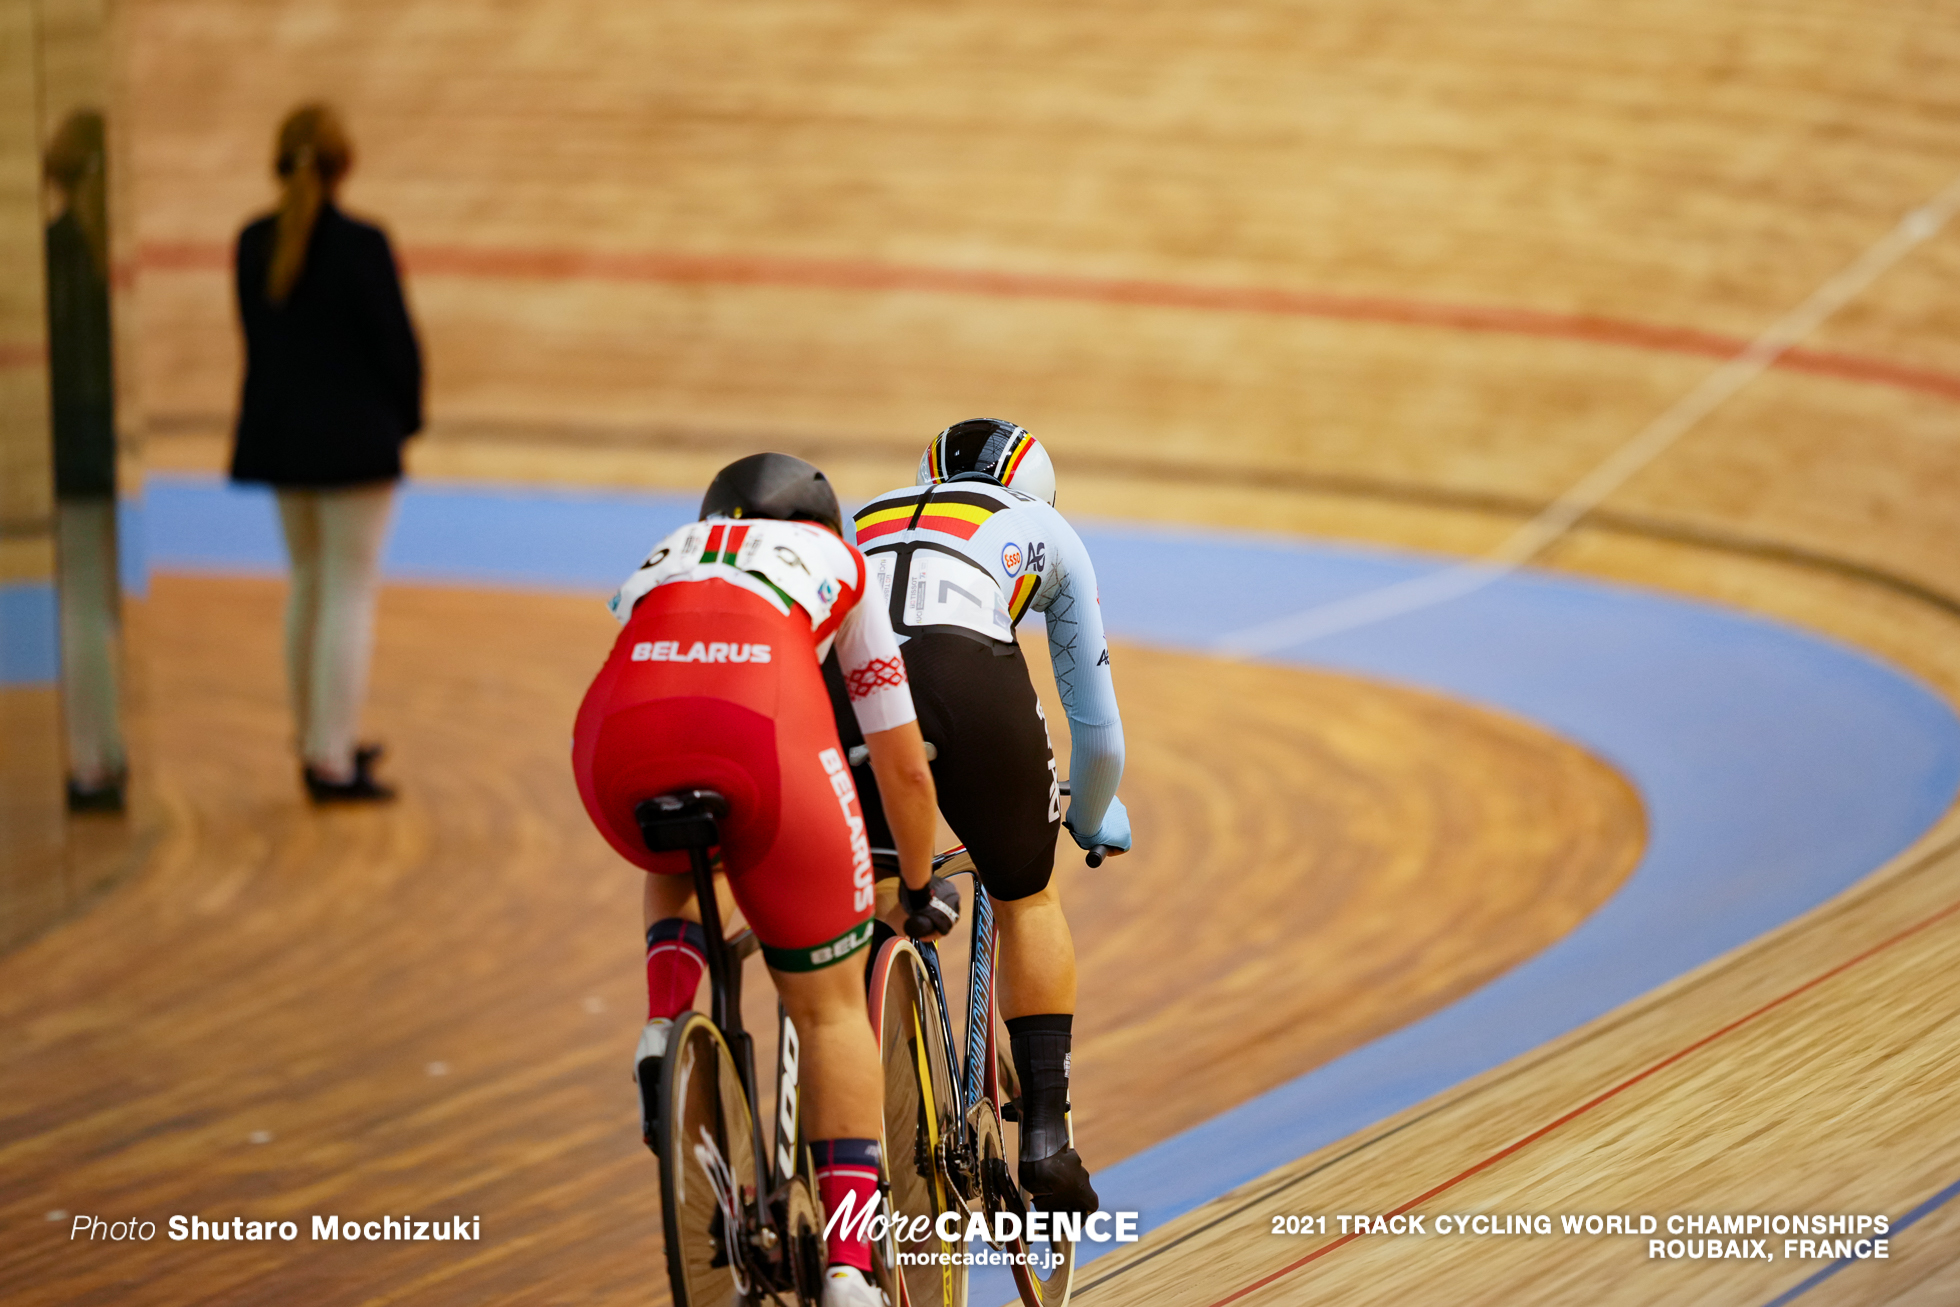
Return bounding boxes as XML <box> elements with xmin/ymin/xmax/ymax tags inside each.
<box><xmin>634</xmin><ymin>1019</ymin><xmax>672</xmax><ymax>1156</ymax></box>
<box><xmin>1020</xmin><ymin>1147</ymin><xmax>1100</xmax><ymax>1216</ymax></box>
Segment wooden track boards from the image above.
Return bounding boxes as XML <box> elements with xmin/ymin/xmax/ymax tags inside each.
<box><xmin>0</xmin><ymin>576</ymin><xmax>1640</xmax><ymax>1303</ymax></box>
<box><xmin>1076</xmin><ymin>828</ymin><xmax>1960</xmax><ymax>1306</ymax></box>
<box><xmin>127</xmin><ymin>0</ymin><xmax>1960</xmax><ymax>608</ymax></box>
<box><xmin>60</xmin><ymin>1</ymin><xmax>1960</xmax><ymax>1301</ymax></box>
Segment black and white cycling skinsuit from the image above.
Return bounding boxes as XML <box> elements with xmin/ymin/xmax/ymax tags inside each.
<box><xmin>827</xmin><ymin>477</ymin><xmax>1127</xmax><ymax>901</ymax></box>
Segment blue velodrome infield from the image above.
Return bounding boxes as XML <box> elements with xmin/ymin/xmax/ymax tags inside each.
<box><xmin>129</xmin><ymin>474</ymin><xmax>1960</xmax><ymax>1289</ymax></box>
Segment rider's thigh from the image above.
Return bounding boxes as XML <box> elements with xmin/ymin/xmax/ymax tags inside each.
<box><xmin>903</xmin><ymin>636</ymin><xmax>1061</xmax><ymax>903</ymax></box>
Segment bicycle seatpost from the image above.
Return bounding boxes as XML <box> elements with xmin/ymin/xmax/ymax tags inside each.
<box><xmin>634</xmin><ymin>792</ymin><xmax>743</xmax><ymax>1040</ymax></box>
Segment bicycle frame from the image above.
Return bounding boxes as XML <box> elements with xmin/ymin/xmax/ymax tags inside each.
<box><xmin>637</xmin><ymin>791</ymin><xmax>840</xmax><ymax>1307</ymax></box>
<box><xmin>911</xmin><ymin>854</ymin><xmax>1006</xmax><ymax>1205</ymax></box>
<box><xmin>681</xmin><ymin>837</ymin><xmax>804</xmax><ymax>1240</ymax></box>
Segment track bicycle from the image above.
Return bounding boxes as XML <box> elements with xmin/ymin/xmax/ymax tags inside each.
<box><xmin>635</xmin><ymin>789</ymin><xmax>900</xmax><ymax>1307</ymax></box>
<box><xmin>869</xmin><ymin>805</ymin><xmax>1117</xmax><ymax>1307</ymax></box>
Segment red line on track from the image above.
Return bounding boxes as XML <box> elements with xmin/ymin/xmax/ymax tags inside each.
<box><xmin>1203</xmin><ymin>890</ymin><xmax>1960</xmax><ymax>1307</ymax></box>
<box><xmin>134</xmin><ymin>241</ymin><xmax>1960</xmax><ymax>406</ymax></box>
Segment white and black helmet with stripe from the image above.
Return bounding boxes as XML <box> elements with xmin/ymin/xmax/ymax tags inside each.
<box><xmin>916</xmin><ymin>418</ymin><xmax>1057</xmax><ymax>508</ymax></box>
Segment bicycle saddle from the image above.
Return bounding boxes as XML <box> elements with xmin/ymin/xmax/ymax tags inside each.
<box><xmin>634</xmin><ymin>790</ymin><xmax>731</xmax><ymax>853</ymax></box>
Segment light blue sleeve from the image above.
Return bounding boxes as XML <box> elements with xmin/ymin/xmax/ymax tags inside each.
<box><xmin>1034</xmin><ymin>511</ymin><xmax>1126</xmax><ymax>843</ymax></box>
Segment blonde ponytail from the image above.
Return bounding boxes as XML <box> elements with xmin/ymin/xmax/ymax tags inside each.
<box><xmin>267</xmin><ymin>104</ymin><xmax>352</xmax><ymax>305</ymax></box>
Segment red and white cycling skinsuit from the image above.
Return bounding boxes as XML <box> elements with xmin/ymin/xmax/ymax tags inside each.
<box><xmin>573</xmin><ymin>517</ymin><xmax>915</xmax><ymax>971</ymax></box>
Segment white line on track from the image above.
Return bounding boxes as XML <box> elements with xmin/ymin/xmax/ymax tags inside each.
<box><xmin>1215</xmin><ymin>173</ymin><xmax>1960</xmax><ymax>657</ymax></box>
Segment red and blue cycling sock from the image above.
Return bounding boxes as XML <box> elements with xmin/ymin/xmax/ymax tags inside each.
<box><xmin>645</xmin><ymin>918</ymin><xmax>708</xmax><ymax>1022</ymax></box>
<box><xmin>810</xmin><ymin>1138</ymin><xmax>881</xmax><ymax>1272</ymax></box>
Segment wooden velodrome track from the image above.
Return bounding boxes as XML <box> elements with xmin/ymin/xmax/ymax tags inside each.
<box><xmin>9</xmin><ymin>0</ymin><xmax>1960</xmax><ymax>1302</ymax></box>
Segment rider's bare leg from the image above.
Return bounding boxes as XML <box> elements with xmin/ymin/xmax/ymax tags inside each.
<box><xmin>641</xmin><ymin>872</ymin><xmax>742</xmax><ymax>1022</ymax></box>
<box><xmin>770</xmin><ymin>959</ymin><xmax>882</xmax><ymax>1139</ymax></box>
<box><xmin>772</xmin><ymin>957</ymin><xmax>884</xmax><ymax>1274</ymax></box>
<box><xmin>643</xmin><ymin>867</ymin><xmax>738</xmax><ymax>932</ymax></box>
<box><xmin>993</xmin><ymin>879</ymin><xmax>1076</xmax><ymax>1019</ymax></box>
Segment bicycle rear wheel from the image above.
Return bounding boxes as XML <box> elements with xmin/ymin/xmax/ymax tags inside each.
<box><xmin>659</xmin><ymin>1012</ymin><xmax>758</xmax><ymax>1307</ymax></box>
<box><xmin>869</xmin><ymin>938</ymin><xmax>968</xmax><ymax>1307</ymax></box>
<box><xmin>1011</xmin><ymin>1207</ymin><xmax>1077</xmax><ymax>1307</ymax></box>
<box><xmin>777</xmin><ymin>1171</ymin><xmax>825</xmax><ymax>1303</ymax></box>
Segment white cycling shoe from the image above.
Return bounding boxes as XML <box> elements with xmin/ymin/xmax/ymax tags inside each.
<box><xmin>821</xmin><ymin>1264</ymin><xmax>885</xmax><ymax>1307</ymax></box>
<box><xmin>633</xmin><ymin>1018</ymin><xmax>672</xmax><ymax>1155</ymax></box>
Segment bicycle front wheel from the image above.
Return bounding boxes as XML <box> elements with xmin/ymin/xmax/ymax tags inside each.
<box><xmin>658</xmin><ymin>1011</ymin><xmax>758</xmax><ymax>1307</ymax></box>
<box><xmin>869</xmin><ymin>937</ymin><xmax>968</xmax><ymax>1307</ymax></box>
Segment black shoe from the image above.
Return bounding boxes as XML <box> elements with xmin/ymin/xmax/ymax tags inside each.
<box><xmin>1020</xmin><ymin>1147</ymin><xmax>1099</xmax><ymax>1216</ymax></box>
<box><xmin>355</xmin><ymin>741</ymin><xmax>385</xmax><ymax>768</ymax></box>
<box><xmin>66</xmin><ymin>772</ymin><xmax>127</xmax><ymax>814</ymax></box>
<box><xmin>303</xmin><ymin>755</ymin><xmax>396</xmax><ymax>804</ymax></box>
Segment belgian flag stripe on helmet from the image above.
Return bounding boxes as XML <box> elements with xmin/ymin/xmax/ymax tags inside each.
<box><xmin>998</xmin><ymin>432</ymin><xmax>1034</xmax><ymax>484</ymax></box>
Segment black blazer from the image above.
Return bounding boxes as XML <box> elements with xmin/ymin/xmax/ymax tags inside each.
<box><xmin>46</xmin><ymin>211</ymin><xmax>117</xmax><ymax>500</ymax></box>
<box><xmin>230</xmin><ymin>204</ymin><xmax>423</xmax><ymax>487</ymax></box>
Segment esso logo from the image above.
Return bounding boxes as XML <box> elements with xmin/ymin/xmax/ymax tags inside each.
<box><xmin>1001</xmin><ymin>543</ymin><xmax>1023</xmax><ymax>575</ymax></box>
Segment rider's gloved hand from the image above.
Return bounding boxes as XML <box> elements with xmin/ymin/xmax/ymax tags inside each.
<box><xmin>900</xmin><ymin>876</ymin><xmax>961</xmax><ymax>940</ymax></box>
<box><xmin>1065</xmin><ymin>795</ymin><xmax>1131</xmax><ymax>856</ymax></box>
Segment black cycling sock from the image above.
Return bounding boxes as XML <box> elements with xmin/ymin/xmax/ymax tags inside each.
<box><xmin>1007</xmin><ymin>1013</ymin><xmax>1073</xmax><ymax>1160</ymax></box>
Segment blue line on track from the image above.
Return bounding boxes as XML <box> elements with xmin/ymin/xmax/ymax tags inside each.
<box><xmin>1760</xmin><ymin>1175</ymin><xmax>1960</xmax><ymax>1305</ymax></box>
<box><xmin>0</xmin><ymin>581</ymin><xmax>60</xmax><ymax>686</ymax></box>
<box><xmin>138</xmin><ymin>474</ymin><xmax>1960</xmax><ymax>1303</ymax></box>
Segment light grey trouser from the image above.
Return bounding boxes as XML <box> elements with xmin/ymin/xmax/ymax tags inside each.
<box><xmin>275</xmin><ymin>483</ymin><xmax>395</xmax><ymax>777</ymax></box>
<box><xmin>55</xmin><ymin>496</ymin><xmax>125</xmax><ymax>784</ymax></box>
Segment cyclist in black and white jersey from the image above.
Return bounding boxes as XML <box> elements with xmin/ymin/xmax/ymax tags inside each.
<box><xmin>835</xmin><ymin>418</ymin><xmax>1129</xmax><ymax>1216</ymax></box>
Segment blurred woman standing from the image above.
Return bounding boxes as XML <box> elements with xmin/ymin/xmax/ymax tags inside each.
<box><xmin>231</xmin><ymin>104</ymin><xmax>421</xmax><ymax>803</ymax></box>
<box><xmin>46</xmin><ymin>109</ymin><xmax>126</xmax><ymax>812</ymax></box>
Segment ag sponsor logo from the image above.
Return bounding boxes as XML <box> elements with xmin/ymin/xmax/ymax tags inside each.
<box><xmin>1001</xmin><ymin>542</ymin><xmax>1023</xmax><ymax>575</ymax></box>
<box><xmin>1026</xmin><ymin>541</ymin><xmax>1046</xmax><ymax>574</ymax></box>
<box><xmin>630</xmin><ymin>640</ymin><xmax>772</xmax><ymax>664</ymax></box>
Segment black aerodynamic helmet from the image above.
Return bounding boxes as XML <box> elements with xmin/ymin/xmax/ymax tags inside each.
<box><xmin>917</xmin><ymin>418</ymin><xmax>1057</xmax><ymax>506</ymax></box>
<box><xmin>700</xmin><ymin>452</ymin><xmax>843</xmax><ymax>534</ymax></box>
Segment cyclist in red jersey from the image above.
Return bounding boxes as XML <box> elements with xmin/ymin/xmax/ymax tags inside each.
<box><xmin>573</xmin><ymin>454</ymin><xmax>943</xmax><ymax>1307</ymax></box>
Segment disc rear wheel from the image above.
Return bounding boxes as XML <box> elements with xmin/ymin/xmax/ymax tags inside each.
<box><xmin>779</xmin><ymin>1173</ymin><xmax>825</xmax><ymax>1304</ymax></box>
<box><xmin>659</xmin><ymin>1012</ymin><xmax>758</xmax><ymax>1307</ymax></box>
